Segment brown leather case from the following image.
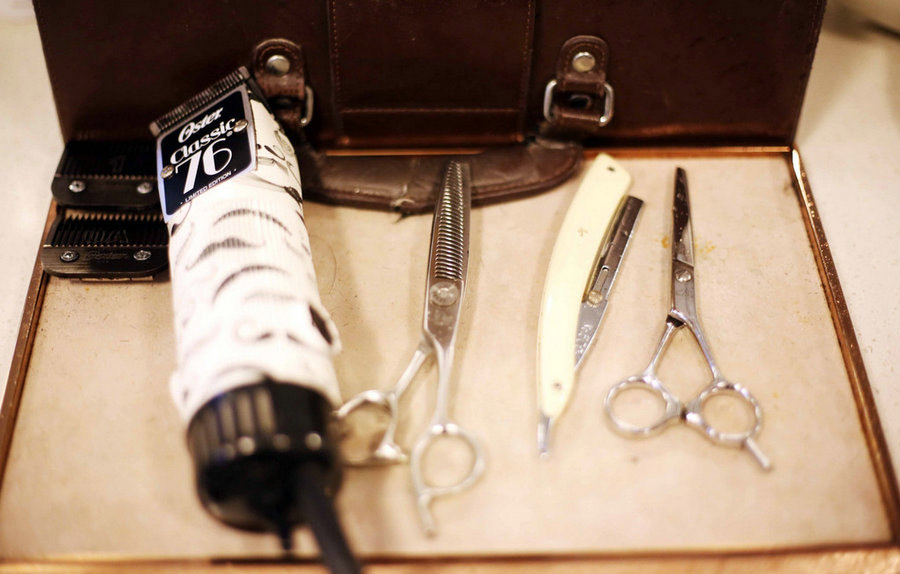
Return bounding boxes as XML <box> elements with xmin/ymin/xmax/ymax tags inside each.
<box><xmin>33</xmin><ymin>0</ymin><xmax>826</xmax><ymax>210</ymax></box>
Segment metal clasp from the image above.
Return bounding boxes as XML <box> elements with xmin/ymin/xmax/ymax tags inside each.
<box><xmin>542</xmin><ymin>79</ymin><xmax>615</xmax><ymax>128</ymax></box>
<box><xmin>299</xmin><ymin>85</ymin><xmax>314</xmax><ymax>127</ymax></box>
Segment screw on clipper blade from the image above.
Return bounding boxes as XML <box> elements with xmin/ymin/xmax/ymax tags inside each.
<box><xmin>52</xmin><ymin>140</ymin><xmax>159</xmax><ymax>209</ymax></box>
<box><xmin>40</xmin><ymin>210</ymin><xmax>168</xmax><ymax>279</ymax></box>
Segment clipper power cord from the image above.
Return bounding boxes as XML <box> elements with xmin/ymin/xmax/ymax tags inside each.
<box><xmin>151</xmin><ymin>68</ymin><xmax>360</xmax><ymax>573</ymax></box>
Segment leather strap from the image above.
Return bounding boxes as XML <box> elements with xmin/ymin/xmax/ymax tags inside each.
<box><xmin>555</xmin><ymin>35</ymin><xmax>608</xmax><ymax>94</ymax></box>
<box><xmin>543</xmin><ymin>35</ymin><xmax>614</xmax><ymax>138</ymax></box>
<box><xmin>251</xmin><ymin>39</ymin><xmax>312</xmax><ymax>138</ymax></box>
<box><xmin>250</xmin><ymin>38</ymin><xmax>583</xmax><ymax>213</ymax></box>
<box><xmin>295</xmin><ymin>139</ymin><xmax>582</xmax><ymax>214</ymax></box>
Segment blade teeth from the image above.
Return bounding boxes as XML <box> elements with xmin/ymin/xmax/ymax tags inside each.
<box><xmin>433</xmin><ymin>161</ymin><xmax>466</xmax><ymax>281</ymax></box>
<box><xmin>48</xmin><ymin>211</ymin><xmax>167</xmax><ymax>247</ymax></box>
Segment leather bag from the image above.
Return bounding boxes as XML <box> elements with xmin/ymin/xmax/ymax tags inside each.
<box><xmin>34</xmin><ymin>0</ymin><xmax>826</xmax><ymax>211</ymax></box>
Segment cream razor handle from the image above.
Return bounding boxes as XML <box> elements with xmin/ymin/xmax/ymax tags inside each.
<box><xmin>536</xmin><ymin>153</ymin><xmax>632</xmax><ymax>455</ymax></box>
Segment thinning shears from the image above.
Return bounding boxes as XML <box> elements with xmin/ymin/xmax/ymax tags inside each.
<box><xmin>604</xmin><ymin>168</ymin><xmax>771</xmax><ymax>470</ymax></box>
<box><xmin>336</xmin><ymin>161</ymin><xmax>485</xmax><ymax>534</ymax></box>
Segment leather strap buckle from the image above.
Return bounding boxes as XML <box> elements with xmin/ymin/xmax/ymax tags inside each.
<box><xmin>298</xmin><ymin>85</ymin><xmax>315</xmax><ymax>127</ymax></box>
<box><xmin>541</xmin><ymin>35</ymin><xmax>615</xmax><ymax>136</ymax></box>
<box><xmin>543</xmin><ymin>79</ymin><xmax>614</xmax><ymax>128</ymax></box>
<box><xmin>252</xmin><ymin>38</ymin><xmax>315</xmax><ymax>130</ymax></box>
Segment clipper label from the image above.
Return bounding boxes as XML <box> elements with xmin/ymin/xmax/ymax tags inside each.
<box><xmin>155</xmin><ymin>85</ymin><xmax>256</xmax><ymax>220</ymax></box>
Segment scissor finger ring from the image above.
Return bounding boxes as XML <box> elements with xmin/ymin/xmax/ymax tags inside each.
<box><xmin>336</xmin><ymin>390</ymin><xmax>407</xmax><ymax>465</ymax></box>
<box><xmin>605</xmin><ymin>375</ymin><xmax>683</xmax><ymax>436</ymax></box>
<box><xmin>409</xmin><ymin>420</ymin><xmax>486</xmax><ymax>535</ymax></box>
<box><xmin>685</xmin><ymin>380</ymin><xmax>764</xmax><ymax>446</ymax></box>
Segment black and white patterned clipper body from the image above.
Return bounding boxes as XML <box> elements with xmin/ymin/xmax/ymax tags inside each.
<box><xmin>165</xmin><ymin>97</ymin><xmax>341</xmax><ymax>421</ymax></box>
<box><xmin>153</xmin><ymin>76</ymin><xmax>356</xmax><ymax>564</ymax></box>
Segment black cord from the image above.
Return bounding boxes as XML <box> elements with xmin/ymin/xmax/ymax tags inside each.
<box><xmin>295</xmin><ymin>463</ymin><xmax>363</xmax><ymax>574</ymax></box>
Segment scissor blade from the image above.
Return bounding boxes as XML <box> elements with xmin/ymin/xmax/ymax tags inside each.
<box><xmin>429</xmin><ymin>161</ymin><xmax>470</xmax><ymax>283</ymax></box>
<box><xmin>672</xmin><ymin>167</ymin><xmax>693</xmax><ymax>268</ymax></box>
<box><xmin>423</xmin><ymin>161</ymin><xmax>471</xmax><ymax>347</ymax></box>
<box><xmin>574</xmin><ymin>196</ymin><xmax>644</xmax><ymax>369</ymax></box>
<box><xmin>670</xmin><ymin>167</ymin><xmax>700</xmax><ymax>322</ymax></box>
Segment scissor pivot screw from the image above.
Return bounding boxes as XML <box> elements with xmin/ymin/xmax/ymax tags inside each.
<box><xmin>675</xmin><ymin>269</ymin><xmax>692</xmax><ymax>283</ymax></box>
<box><xmin>430</xmin><ymin>282</ymin><xmax>459</xmax><ymax>306</ymax></box>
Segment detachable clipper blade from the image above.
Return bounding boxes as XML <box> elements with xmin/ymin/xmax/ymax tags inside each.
<box><xmin>41</xmin><ymin>210</ymin><xmax>168</xmax><ymax>279</ymax></box>
<box><xmin>52</xmin><ymin>141</ymin><xmax>159</xmax><ymax>209</ymax></box>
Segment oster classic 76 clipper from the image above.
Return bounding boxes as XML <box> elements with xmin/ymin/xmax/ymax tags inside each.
<box><xmin>150</xmin><ymin>68</ymin><xmax>360</xmax><ymax>573</ymax></box>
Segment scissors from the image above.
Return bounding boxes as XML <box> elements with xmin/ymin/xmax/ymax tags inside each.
<box><xmin>604</xmin><ymin>168</ymin><xmax>771</xmax><ymax>470</ymax></box>
<box><xmin>335</xmin><ymin>160</ymin><xmax>485</xmax><ymax>534</ymax></box>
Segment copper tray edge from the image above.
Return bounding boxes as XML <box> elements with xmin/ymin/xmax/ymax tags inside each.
<box><xmin>0</xmin><ymin>202</ymin><xmax>56</xmax><ymax>492</ymax></box>
<box><xmin>1</xmin><ymin>546</ymin><xmax>900</xmax><ymax>573</ymax></box>
<box><xmin>788</xmin><ymin>148</ymin><xmax>900</xmax><ymax>539</ymax></box>
<box><xmin>324</xmin><ymin>145</ymin><xmax>792</xmax><ymax>158</ymax></box>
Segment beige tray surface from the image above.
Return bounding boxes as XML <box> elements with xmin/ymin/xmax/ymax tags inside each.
<box><xmin>0</xmin><ymin>155</ymin><xmax>889</xmax><ymax>560</ymax></box>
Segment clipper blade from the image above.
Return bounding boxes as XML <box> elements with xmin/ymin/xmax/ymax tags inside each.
<box><xmin>41</xmin><ymin>210</ymin><xmax>168</xmax><ymax>279</ymax></box>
